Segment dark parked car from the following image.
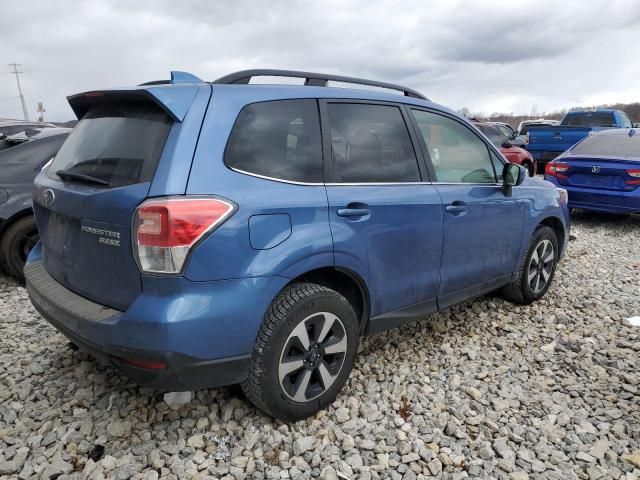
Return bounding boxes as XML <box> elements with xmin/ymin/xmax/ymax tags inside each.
<box><xmin>0</xmin><ymin>120</ymin><xmax>57</xmax><ymax>137</ymax></box>
<box><xmin>0</xmin><ymin>125</ymin><xmax>63</xmax><ymax>153</ymax></box>
<box><xmin>0</xmin><ymin>129</ymin><xmax>70</xmax><ymax>279</ymax></box>
<box><xmin>26</xmin><ymin>70</ymin><xmax>569</xmax><ymax>421</ymax></box>
<box><xmin>487</xmin><ymin>121</ymin><xmax>526</xmax><ymax>147</ymax></box>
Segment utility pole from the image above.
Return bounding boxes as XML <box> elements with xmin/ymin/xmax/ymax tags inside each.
<box><xmin>9</xmin><ymin>63</ymin><xmax>29</xmax><ymax>121</ymax></box>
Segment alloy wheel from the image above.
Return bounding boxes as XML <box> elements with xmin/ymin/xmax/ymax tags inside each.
<box><xmin>527</xmin><ymin>239</ymin><xmax>555</xmax><ymax>294</ymax></box>
<box><xmin>278</xmin><ymin>312</ymin><xmax>348</xmax><ymax>402</ymax></box>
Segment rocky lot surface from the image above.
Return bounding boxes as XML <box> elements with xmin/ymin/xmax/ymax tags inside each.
<box><xmin>1</xmin><ymin>211</ymin><xmax>639</xmax><ymax>480</ymax></box>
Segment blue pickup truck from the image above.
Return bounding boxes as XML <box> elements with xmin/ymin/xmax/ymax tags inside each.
<box><xmin>527</xmin><ymin>109</ymin><xmax>634</xmax><ymax>166</ymax></box>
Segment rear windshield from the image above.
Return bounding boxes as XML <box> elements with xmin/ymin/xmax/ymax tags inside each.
<box><xmin>562</xmin><ymin>112</ymin><xmax>615</xmax><ymax>127</ymax></box>
<box><xmin>571</xmin><ymin>132</ymin><xmax>640</xmax><ymax>158</ymax></box>
<box><xmin>48</xmin><ymin>100</ymin><xmax>172</xmax><ymax>187</ymax></box>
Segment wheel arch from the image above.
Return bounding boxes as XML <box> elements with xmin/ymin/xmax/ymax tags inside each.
<box><xmin>538</xmin><ymin>215</ymin><xmax>565</xmax><ymax>250</ymax></box>
<box><xmin>286</xmin><ymin>266</ymin><xmax>371</xmax><ymax>334</ymax></box>
<box><xmin>0</xmin><ymin>207</ymin><xmax>34</xmax><ymax>238</ymax></box>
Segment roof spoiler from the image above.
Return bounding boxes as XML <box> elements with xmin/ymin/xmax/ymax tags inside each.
<box><xmin>67</xmin><ymin>85</ymin><xmax>199</xmax><ymax>122</ymax></box>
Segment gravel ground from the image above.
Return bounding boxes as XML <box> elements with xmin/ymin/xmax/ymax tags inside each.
<box><xmin>1</xmin><ymin>212</ymin><xmax>639</xmax><ymax>480</ymax></box>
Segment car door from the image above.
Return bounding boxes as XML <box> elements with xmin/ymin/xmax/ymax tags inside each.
<box><xmin>321</xmin><ymin>100</ymin><xmax>443</xmax><ymax>330</ymax></box>
<box><xmin>408</xmin><ymin>108</ymin><xmax>525</xmax><ymax>309</ymax></box>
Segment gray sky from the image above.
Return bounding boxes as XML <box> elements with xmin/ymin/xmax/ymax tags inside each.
<box><xmin>1</xmin><ymin>0</ymin><xmax>639</xmax><ymax>121</ymax></box>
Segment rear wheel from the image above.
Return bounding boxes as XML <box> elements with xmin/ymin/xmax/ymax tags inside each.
<box><xmin>0</xmin><ymin>216</ymin><xmax>38</xmax><ymax>281</ymax></box>
<box><xmin>242</xmin><ymin>283</ymin><xmax>359</xmax><ymax>421</ymax></box>
<box><xmin>502</xmin><ymin>225</ymin><xmax>558</xmax><ymax>304</ymax></box>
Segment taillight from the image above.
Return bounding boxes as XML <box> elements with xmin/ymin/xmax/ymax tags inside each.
<box><xmin>626</xmin><ymin>169</ymin><xmax>640</xmax><ymax>185</ymax></box>
<box><xmin>133</xmin><ymin>197</ymin><xmax>235</xmax><ymax>274</ymax></box>
<box><xmin>545</xmin><ymin>162</ymin><xmax>569</xmax><ymax>178</ymax></box>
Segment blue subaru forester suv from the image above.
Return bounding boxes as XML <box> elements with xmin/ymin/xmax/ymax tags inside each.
<box><xmin>25</xmin><ymin>70</ymin><xmax>570</xmax><ymax>421</ymax></box>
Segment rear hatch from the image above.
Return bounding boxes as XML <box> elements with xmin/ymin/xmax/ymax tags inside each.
<box><xmin>33</xmin><ymin>98</ymin><xmax>173</xmax><ymax>310</ymax></box>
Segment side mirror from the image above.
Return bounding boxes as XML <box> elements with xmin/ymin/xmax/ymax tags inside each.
<box><xmin>502</xmin><ymin>163</ymin><xmax>526</xmax><ymax>196</ymax></box>
<box><xmin>634</xmin><ymin>123</ymin><xmax>640</xmax><ymax>128</ymax></box>
<box><xmin>501</xmin><ymin>140</ymin><xmax>512</xmax><ymax>148</ymax></box>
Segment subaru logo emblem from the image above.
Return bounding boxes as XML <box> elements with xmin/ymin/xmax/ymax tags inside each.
<box><xmin>43</xmin><ymin>188</ymin><xmax>55</xmax><ymax>207</ymax></box>
<box><xmin>592</xmin><ymin>165</ymin><xmax>601</xmax><ymax>174</ymax></box>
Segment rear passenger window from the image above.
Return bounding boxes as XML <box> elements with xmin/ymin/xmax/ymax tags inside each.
<box><xmin>225</xmin><ymin>99</ymin><xmax>323</xmax><ymax>183</ymax></box>
<box><xmin>411</xmin><ymin>109</ymin><xmax>497</xmax><ymax>184</ymax></box>
<box><xmin>327</xmin><ymin>103</ymin><xmax>420</xmax><ymax>183</ymax></box>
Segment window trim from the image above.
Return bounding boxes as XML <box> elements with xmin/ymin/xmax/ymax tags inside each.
<box><xmin>407</xmin><ymin>107</ymin><xmax>506</xmax><ymax>186</ymax></box>
<box><xmin>318</xmin><ymin>98</ymin><xmax>429</xmax><ymax>184</ymax></box>
<box><xmin>223</xmin><ymin>98</ymin><xmax>325</xmax><ymax>185</ymax></box>
<box><xmin>222</xmin><ymin>98</ymin><xmax>510</xmax><ymax>187</ymax></box>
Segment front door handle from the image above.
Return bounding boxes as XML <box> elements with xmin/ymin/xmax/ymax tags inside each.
<box><xmin>446</xmin><ymin>202</ymin><xmax>467</xmax><ymax>216</ymax></box>
<box><xmin>337</xmin><ymin>208</ymin><xmax>370</xmax><ymax>217</ymax></box>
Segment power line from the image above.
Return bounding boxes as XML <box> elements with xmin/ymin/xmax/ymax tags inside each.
<box><xmin>8</xmin><ymin>63</ymin><xmax>29</xmax><ymax>121</ymax></box>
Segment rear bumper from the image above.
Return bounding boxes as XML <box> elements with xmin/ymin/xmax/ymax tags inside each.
<box><xmin>24</xmin><ymin>254</ymin><xmax>288</xmax><ymax>390</ymax></box>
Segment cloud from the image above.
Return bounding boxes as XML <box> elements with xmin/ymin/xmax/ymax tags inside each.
<box><xmin>0</xmin><ymin>0</ymin><xmax>639</xmax><ymax>121</ymax></box>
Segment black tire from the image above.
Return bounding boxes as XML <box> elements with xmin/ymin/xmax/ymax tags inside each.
<box><xmin>242</xmin><ymin>282</ymin><xmax>359</xmax><ymax>422</ymax></box>
<box><xmin>0</xmin><ymin>216</ymin><xmax>39</xmax><ymax>281</ymax></box>
<box><xmin>502</xmin><ymin>225</ymin><xmax>558</xmax><ymax>305</ymax></box>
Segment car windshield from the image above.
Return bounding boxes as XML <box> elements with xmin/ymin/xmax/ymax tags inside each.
<box><xmin>48</xmin><ymin>100</ymin><xmax>172</xmax><ymax>187</ymax></box>
<box><xmin>571</xmin><ymin>132</ymin><xmax>640</xmax><ymax>158</ymax></box>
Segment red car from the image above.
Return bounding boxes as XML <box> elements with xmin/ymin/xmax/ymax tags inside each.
<box><xmin>474</xmin><ymin>122</ymin><xmax>537</xmax><ymax>176</ymax></box>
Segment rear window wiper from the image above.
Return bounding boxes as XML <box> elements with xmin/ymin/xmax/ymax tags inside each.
<box><xmin>56</xmin><ymin>169</ymin><xmax>109</xmax><ymax>186</ymax></box>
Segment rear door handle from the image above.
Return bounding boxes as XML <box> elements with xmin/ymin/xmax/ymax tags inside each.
<box><xmin>337</xmin><ymin>208</ymin><xmax>370</xmax><ymax>217</ymax></box>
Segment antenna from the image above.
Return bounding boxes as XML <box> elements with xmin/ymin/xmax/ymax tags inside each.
<box><xmin>9</xmin><ymin>63</ymin><xmax>29</xmax><ymax>121</ymax></box>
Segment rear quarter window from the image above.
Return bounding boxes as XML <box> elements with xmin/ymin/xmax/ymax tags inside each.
<box><xmin>48</xmin><ymin>100</ymin><xmax>172</xmax><ymax>187</ymax></box>
<box><xmin>224</xmin><ymin>99</ymin><xmax>323</xmax><ymax>183</ymax></box>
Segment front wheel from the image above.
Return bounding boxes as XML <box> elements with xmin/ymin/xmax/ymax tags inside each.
<box><xmin>502</xmin><ymin>225</ymin><xmax>558</xmax><ymax>304</ymax></box>
<box><xmin>242</xmin><ymin>283</ymin><xmax>359</xmax><ymax>421</ymax></box>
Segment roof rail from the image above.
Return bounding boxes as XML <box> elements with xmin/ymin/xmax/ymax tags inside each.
<box><xmin>212</xmin><ymin>69</ymin><xmax>428</xmax><ymax>100</ymax></box>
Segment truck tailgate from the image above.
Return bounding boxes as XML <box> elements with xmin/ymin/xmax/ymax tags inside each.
<box><xmin>527</xmin><ymin>126</ymin><xmax>592</xmax><ymax>155</ymax></box>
